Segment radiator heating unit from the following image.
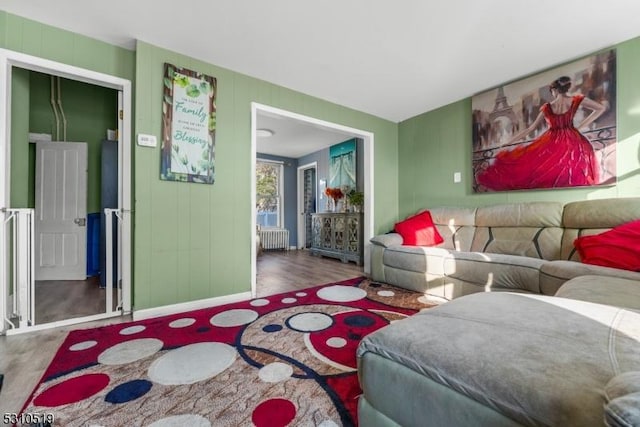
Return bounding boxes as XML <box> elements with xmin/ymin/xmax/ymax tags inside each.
<box><xmin>259</xmin><ymin>228</ymin><xmax>290</xmax><ymax>251</ymax></box>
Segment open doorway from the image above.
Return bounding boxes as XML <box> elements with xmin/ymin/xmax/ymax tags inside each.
<box><xmin>297</xmin><ymin>162</ymin><xmax>317</xmax><ymax>250</ymax></box>
<box><xmin>0</xmin><ymin>49</ymin><xmax>132</xmax><ymax>335</ymax></box>
<box><xmin>250</xmin><ymin>103</ymin><xmax>374</xmax><ymax>298</ymax></box>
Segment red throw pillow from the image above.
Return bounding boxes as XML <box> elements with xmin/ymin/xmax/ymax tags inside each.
<box><xmin>394</xmin><ymin>210</ymin><xmax>444</xmax><ymax>246</ymax></box>
<box><xmin>573</xmin><ymin>219</ymin><xmax>640</xmax><ymax>272</ymax></box>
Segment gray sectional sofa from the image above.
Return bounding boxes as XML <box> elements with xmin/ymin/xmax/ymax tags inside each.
<box><xmin>358</xmin><ymin>197</ymin><xmax>640</xmax><ymax>426</ymax></box>
<box><xmin>369</xmin><ymin>197</ymin><xmax>640</xmax><ymax>298</ymax></box>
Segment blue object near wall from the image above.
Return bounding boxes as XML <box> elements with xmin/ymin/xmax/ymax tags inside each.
<box><xmin>87</xmin><ymin>212</ymin><xmax>100</xmax><ymax>277</ymax></box>
<box><xmin>101</xmin><ymin>139</ymin><xmax>118</xmax><ymax>288</ymax></box>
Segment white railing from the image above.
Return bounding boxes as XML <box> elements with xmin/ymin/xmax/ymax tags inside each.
<box><xmin>2</xmin><ymin>208</ymin><xmax>35</xmax><ymax>331</ymax></box>
<box><xmin>104</xmin><ymin>208</ymin><xmax>122</xmax><ymax>314</ymax></box>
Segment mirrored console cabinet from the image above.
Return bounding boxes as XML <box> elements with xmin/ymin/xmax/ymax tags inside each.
<box><xmin>310</xmin><ymin>212</ymin><xmax>363</xmax><ymax>266</ymax></box>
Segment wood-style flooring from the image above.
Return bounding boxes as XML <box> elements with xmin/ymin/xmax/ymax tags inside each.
<box><xmin>35</xmin><ymin>276</ymin><xmax>118</xmax><ymax>324</ymax></box>
<box><xmin>256</xmin><ymin>248</ymin><xmax>364</xmax><ymax>296</ymax></box>
<box><xmin>0</xmin><ymin>249</ymin><xmax>363</xmax><ymax>415</ymax></box>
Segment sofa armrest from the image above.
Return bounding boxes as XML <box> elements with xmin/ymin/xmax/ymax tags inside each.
<box><xmin>540</xmin><ymin>260</ymin><xmax>640</xmax><ymax>296</ymax></box>
<box><xmin>370</xmin><ymin>233</ymin><xmax>403</xmax><ymax>248</ymax></box>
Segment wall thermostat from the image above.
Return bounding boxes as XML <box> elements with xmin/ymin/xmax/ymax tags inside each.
<box><xmin>137</xmin><ymin>134</ymin><xmax>157</xmax><ymax>147</ymax></box>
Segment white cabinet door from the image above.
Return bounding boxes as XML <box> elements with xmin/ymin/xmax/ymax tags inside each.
<box><xmin>35</xmin><ymin>141</ymin><xmax>87</xmax><ymax>281</ymax></box>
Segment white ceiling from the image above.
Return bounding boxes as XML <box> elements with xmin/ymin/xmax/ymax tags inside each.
<box><xmin>256</xmin><ymin>112</ymin><xmax>357</xmax><ymax>159</ymax></box>
<box><xmin>2</xmin><ymin>0</ymin><xmax>640</xmax><ymax>157</ymax></box>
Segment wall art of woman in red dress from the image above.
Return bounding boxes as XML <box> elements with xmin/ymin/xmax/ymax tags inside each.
<box><xmin>476</xmin><ymin>76</ymin><xmax>606</xmax><ymax>191</ymax></box>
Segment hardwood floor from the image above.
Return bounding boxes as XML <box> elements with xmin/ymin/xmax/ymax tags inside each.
<box><xmin>35</xmin><ymin>276</ymin><xmax>118</xmax><ymax>324</ymax></box>
<box><xmin>0</xmin><ymin>249</ymin><xmax>364</xmax><ymax>415</ymax></box>
<box><xmin>256</xmin><ymin>248</ymin><xmax>364</xmax><ymax>296</ymax></box>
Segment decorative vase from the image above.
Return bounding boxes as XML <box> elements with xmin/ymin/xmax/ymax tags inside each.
<box><xmin>326</xmin><ymin>198</ymin><xmax>334</xmax><ymax>212</ymax></box>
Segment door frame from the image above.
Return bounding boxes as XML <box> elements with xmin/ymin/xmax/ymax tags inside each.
<box><xmin>0</xmin><ymin>48</ymin><xmax>132</xmax><ymax>334</ymax></box>
<box><xmin>250</xmin><ymin>102</ymin><xmax>375</xmax><ymax>298</ymax></box>
<box><xmin>296</xmin><ymin>162</ymin><xmax>317</xmax><ymax>249</ymax></box>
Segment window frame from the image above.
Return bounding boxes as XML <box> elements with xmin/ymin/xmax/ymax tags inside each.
<box><xmin>256</xmin><ymin>158</ymin><xmax>284</xmax><ymax>228</ymax></box>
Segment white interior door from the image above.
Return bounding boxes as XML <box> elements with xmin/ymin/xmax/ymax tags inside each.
<box><xmin>35</xmin><ymin>141</ymin><xmax>87</xmax><ymax>281</ymax></box>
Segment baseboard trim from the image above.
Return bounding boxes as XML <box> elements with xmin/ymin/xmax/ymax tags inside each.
<box><xmin>5</xmin><ymin>311</ymin><xmax>123</xmax><ymax>335</ymax></box>
<box><xmin>132</xmin><ymin>291</ymin><xmax>253</xmax><ymax>321</ymax></box>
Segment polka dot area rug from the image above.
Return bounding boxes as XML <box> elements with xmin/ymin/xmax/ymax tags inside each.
<box><xmin>19</xmin><ymin>277</ymin><xmax>441</xmax><ymax>426</ymax></box>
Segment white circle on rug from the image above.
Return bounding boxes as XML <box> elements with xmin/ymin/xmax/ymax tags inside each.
<box><xmin>377</xmin><ymin>290</ymin><xmax>395</xmax><ymax>297</ymax></box>
<box><xmin>250</xmin><ymin>298</ymin><xmax>270</xmax><ymax>307</ymax></box>
<box><xmin>317</xmin><ymin>285</ymin><xmax>367</xmax><ymax>302</ymax></box>
<box><xmin>148</xmin><ymin>342</ymin><xmax>236</xmax><ymax>385</ymax></box>
<box><xmin>287</xmin><ymin>312</ymin><xmax>333</xmax><ymax>332</ymax></box>
<box><xmin>295</xmin><ymin>292</ymin><xmax>307</xmax><ymax>297</ymax></box>
<box><xmin>69</xmin><ymin>340</ymin><xmax>97</xmax><ymax>351</ymax></box>
<box><xmin>326</xmin><ymin>337</ymin><xmax>347</xmax><ymax>348</ymax></box>
<box><xmin>119</xmin><ymin>325</ymin><xmax>146</xmax><ymax>335</ymax></box>
<box><xmin>258</xmin><ymin>362</ymin><xmax>293</xmax><ymax>383</ymax></box>
<box><xmin>281</xmin><ymin>297</ymin><xmax>297</xmax><ymax>304</ymax></box>
<box><xmin>169</xmin><ymin>318</ymin><xmax>196</xmax><ymax>328</ymax></box>
<box><xmin>148</xmin><ymin>414</ymin><xmax>211</xmax><ymax>427</ymax></box>
<box><xmin>98</xmin><ymin>338</ymin><xmax>163</xmax><ymax>365</ymax></box>
<box><xmin>210</xmin><ymin>309</ymin><xmax>259</xmax><ymax>327</ymax></box>
<box><xmin>319</xmin><ymin>421</ymin><xmax>340</xmax><ymax>427</ymax></box>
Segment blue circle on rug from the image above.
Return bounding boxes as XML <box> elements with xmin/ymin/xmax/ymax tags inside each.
<box><xmin>348</xmin><ymin>332</ymin><xmax>362</xmax><ymax>340</ymax></box>
<box><xmin>344</xmin><ymin>314</ymin><xmax>375</xmax><ymax>327</ymax></box>
<box><xmin>369</xmin><ymin>282</ymin><xmax>382</xmax><ymax>288</ymax></box>
<box><xmin>197</xmin><ymin>326</ymin><xmax>211</xmax><ymax>333</ymax></box>
<box><xmin>105</xmin><ymin>379</ymin><xmax>152</xmax><ymax>404</ymax></box>
<box><xmin>263</xmin><ymin>324</ymin><xmax>283</xmax><ymax>333</ymax></box>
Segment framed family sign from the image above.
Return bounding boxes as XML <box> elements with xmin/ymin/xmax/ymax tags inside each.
<box><xmin>161</xmin><ymin>63</ymin><xmax>217</xmax><ymax>184</ymax></box>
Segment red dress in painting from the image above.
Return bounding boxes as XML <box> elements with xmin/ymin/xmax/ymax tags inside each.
<box><xmin>476</xmin><ymin>94</ymin><xmax>599</xmax><ymax>191</ymax></box>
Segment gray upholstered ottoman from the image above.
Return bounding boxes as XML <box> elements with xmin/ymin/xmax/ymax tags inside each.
<box><xmin>357</xmin><ymin>292</ymin><xmax>640</xmax><ymax>426</ymax></box>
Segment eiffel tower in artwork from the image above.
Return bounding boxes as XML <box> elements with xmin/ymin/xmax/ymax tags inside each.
<box><xmin>489</xmin><ymin>86</ymin><xmax>518</xmax><ymax>125</ymax></box>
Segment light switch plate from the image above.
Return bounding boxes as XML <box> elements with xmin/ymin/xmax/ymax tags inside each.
<box><xmin>453</xmin><ymin>172</ymin><xmax>462</xmax><ymax>183</ymax></box>
<box><xmin>137</xmin><ymin>134</ymin><xmax>157</xmax><ymax>147</ymax></box>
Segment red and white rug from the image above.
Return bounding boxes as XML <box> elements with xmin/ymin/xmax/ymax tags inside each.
<box><xmin>20</xmin><ymin>277</ymin><xmax>437</xmax><ymax>426</ymax></box>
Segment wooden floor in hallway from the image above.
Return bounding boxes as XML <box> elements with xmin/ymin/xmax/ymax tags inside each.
<box><xmin>0</xmin><ymin>249</ymin><xmax>364</xmax><ymax>415</ymax></box>
<box><xmin>256</xmin><ymin>248</ymin><xmax>364</xmax><ymax>296</ymax></box>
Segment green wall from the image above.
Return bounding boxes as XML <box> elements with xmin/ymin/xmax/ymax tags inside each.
<box><xmin>28</xmin><ymin>71</ymin><xmax>118</xmax><ymax>212</ymax></box>
<box><xmin>398</xmin><ymin>37</ymin><xmax>640</xmax><ymax>219</ymax></box>
<box><xmin>9</xmin><ymin>68</ymin><xmax>30</xmax><ymax>208</ymax></box>
<box><xmin>133</xmin><ymin>41</ymin><xmax>398</xmax><ymax>310</ymax></box>
<box><xmin>0</xmin><ymin>12</ymin><xmax>135</xmax><ymax>79</ymax></box>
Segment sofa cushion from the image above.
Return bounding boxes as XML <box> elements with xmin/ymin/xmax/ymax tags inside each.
<box><xmin>471</xmin><ymin>226</ymin><xmax>563</xmax><ymax>260</ymax></box>
<box><xmin>539</xmin><ymin>260</ymin><xmax>640</xmax><ymax>296</ymax></box>
<box><xmin>443</xmin><ymin>251</ymin><xmax>545</xmax><ymax>294</ymax></box>
<box><xmin>383</xmin><ymin>245</ymin><xmax>450</xmax><ymax>274</ymax></box>
<box><xmin>370</xmin><ymin>232</ymin><xmax>403</xmax><ymax>248</ymax></box>
<box><xmin>394</xmin><ymin>211</ymin><xmax>443</xmax><ymax>246</ymax></box>
<box><xmin>563</xmin><ymin>197</ymin><xmax>640</xmax><ymax>229</ymax></box>
<box><xmin>358</xmin><ymin>292</ymin><xmax>640</xmax><ymax>426</ymax></box>
<box><xmin>573</xmin><ymin>220</ymin><xmax>640</xmax><ymax>272</ymax></box>
<box><xmin>428</xmin><ymin>207</ymin><xmax>477</xmax><ymax>251</ymax></box>
<box><xmin>604</xmin><ymin>372</ymin><xmax>640</xmax><ymax>427</ymax></box>
<box><xmin>475</xmin><ymin>201</ymin><xmax>563</xmax><ymax>228</ymax></box>
<box><xmin>555</xmin><ymin>275</ymin><xmax>640</xmax><ymax>310</ymax></box>
<box><xmin>561</xmin><ymin>197</ymin><xmax>640</xmax><ymax>260</ymax></box>
<box><xmin>471</xmin><ymin>202</ymin><xmax>563</xmax><ymax>260</ymax></box>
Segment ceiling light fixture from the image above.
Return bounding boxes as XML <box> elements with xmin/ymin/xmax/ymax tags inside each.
<box><xmin>256</xmin><ymin>128</ymin><xmax>274</xmax><ymax>138</ymax></box>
